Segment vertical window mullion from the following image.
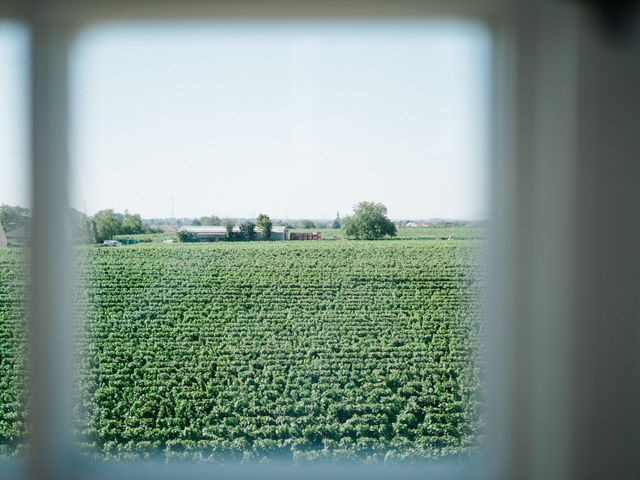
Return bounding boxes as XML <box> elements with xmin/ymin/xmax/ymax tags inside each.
<box><xmin>28</xmin><ymin>7</ymin><xmax>74</xmax><ymax>480</ymax></box>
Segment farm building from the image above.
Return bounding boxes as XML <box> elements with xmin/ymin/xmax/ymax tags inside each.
<box><xmin>0</xmin><ymin>223</ymin><xmax>6</xmax><ymax>248</ymax></box>
<box><xmin>6</xmin><ymin>225</ymin><xmax>30</xmax><ymax>246</ymax></box>
<box><xmin>267</xmin><ymin>226</ymin><xmax>288</xmax><ymax>241</ymax></box>
<box><xmin>179</xmin><ymin>225</ymin><xmax>288</xmax><ymax>241</ymax></box>
<box><xmin>289</xmin><ymin>231</ymin><xmax>322</xmax><ymax>241</ymax></box>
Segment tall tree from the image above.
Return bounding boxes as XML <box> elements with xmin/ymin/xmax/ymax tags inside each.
<box><xmin>332</xmin><ymin>211</ymin><xmax>341</xmax><ymax>229</ymax></box>
<box><xmin>93</xmin><ymin>209</ymin><xmax>122</xmax><ymax>242</ymax></box>
<box><xmin>343</xmin><ymin>202</ymin><xmax>397</xmax><ymax>240</ymax></box>
<box><xmin>121</xmin><ymin>211</ymin><xmax>144</xmax><ymax>235</ymax></box>
<box><xmin>256</xmin><ymin>213</ymin><xmax>272</xmax><ymax>240</ymax></box>
<box><xmin>239</xmin><ymin>221</ymin><xmax>256</xmax><ymax>241</ymax></box>
<box><xmin>69</xmin><ymin>208</ymin><xmax>96</xmax><ymax>244</ymax></box>
<box><xmin>224</xmin><ymin>220</ymin><xmax>236</xmax><ymax>241</ymax></box>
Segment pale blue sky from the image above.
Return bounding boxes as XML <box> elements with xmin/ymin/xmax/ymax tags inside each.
<box><xmin>1</xmin><ymin>20</ymin><xmax>491</xmax><ymax>220</ymax></box>
<box><xmin>0</xmin><ymin>23</ymin><xmax>29</xmax><ymax>209</ymax></box>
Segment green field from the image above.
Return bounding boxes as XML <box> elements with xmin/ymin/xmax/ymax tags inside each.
<box><xmin>0</xmin><ymin>249</ymin><xmax>26</xmax><ymax>457</ymax></box>
<box><xmin>291</xmin><ymin>226</ymin><xmax>485</xmax><ymax>241</ymax></box>
<box><xmin>0</xmin><ymin>240</ymin><xmax>484</xmax><ymax>462</ymax></box>
<box><xmin>113</xmin><ymin>226</ymin><xmax>485</xmax><ymax>244</ymax></box>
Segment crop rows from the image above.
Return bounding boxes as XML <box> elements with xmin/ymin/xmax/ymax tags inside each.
<box><xmin>0</xmin><ymin>249</ymin><xmax>27</xmax><ymax>457</ymax></box>
<box><xmin>0</xmin><ymin>240</ymin><xmax>485</xmax><ymax>462</ymax></box>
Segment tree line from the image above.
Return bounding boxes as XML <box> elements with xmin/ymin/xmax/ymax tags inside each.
<box><xmin>179</xmin><ymin>202</ymin><xmax>396</xmax><ymax>242</ymax></box>
<box><xmin>178</xmin><ymin>214</ymin><xmax>273</xmax><ymax>242</ymax></box>
<box><xmin>76</xmin><ymin>209</ymin><xmax>163</xmax><ymax>244</ymax></box>
<box><xmin>1</xmin><ymin>200</ymin><xmax>398</xmax><ymax>245</ymax></box>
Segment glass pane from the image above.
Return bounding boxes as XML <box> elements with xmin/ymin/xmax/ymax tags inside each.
<box><xmin>0</xmin><ymin>22</ymin><xmax>29</xmax><ymax>459</ymax></box>
<box><xmin>70</xmin><ymin>20</ymin><xmax>490</xmax><ymax>464</ymax></box>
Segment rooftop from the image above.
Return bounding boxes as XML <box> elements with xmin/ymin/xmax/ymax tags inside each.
<box><xmin>180</xmin><ymin>225</ymin><xmax>287</xmax><ymax>234</ymax></box>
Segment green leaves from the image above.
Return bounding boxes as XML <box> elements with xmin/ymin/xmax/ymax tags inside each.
<box><xmin>0</xmin><ymin>240</ymin><xmax>485</xmax><ymax>462</ymax></box>
<box><xmin>343</xmin><ymin>202</ymin><xmax>397</xmax><ymax>240</ymax></box>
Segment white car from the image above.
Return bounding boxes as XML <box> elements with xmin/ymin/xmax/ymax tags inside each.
<box><xmin>102</xmin><ymin>240</ymin><xmax>122</xmax><ymax>247</ymax></box>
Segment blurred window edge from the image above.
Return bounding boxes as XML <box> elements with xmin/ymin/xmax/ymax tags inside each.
<box><xmin>6</xmin><ymin>2</ymin><xmax>505</xmax><ymax>479</ymax></box>
<box><xmin>3</xmin><ymin>1</ymin><xmax>640</xmax><ymax>480</ymax></box>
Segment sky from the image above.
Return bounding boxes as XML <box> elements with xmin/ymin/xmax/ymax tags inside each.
<box><xmin>0</xmin><ymin>23</ymin><xmax>29</xmax><ymax>209</ymax></box>
<box><xmin>1</xmin><ymin>20</ymin><xmax>491</xmax><ymax>221</ymax></box>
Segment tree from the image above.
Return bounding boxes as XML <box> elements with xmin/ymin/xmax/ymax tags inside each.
<box><xmin>142</xmin><ymin>224</ymin><xmax>163</xmax><ymax>234</ymax></box>
<box><xmin>199</xmin><ymin>215</ymin><xmax>222</xmax><ymax>226</ymax></box>
<box><xmin>239</xmin><ymin>221</ymin><xmax>256</xmax><ymax>241</ymax></box>
<box><xmin>69</xmin><ymin>208</ymin><xmax>96</xmax><ymax>244</ymax></box>
<box><xmin>177</xmin><ymin>230</ymin><xmax>199</xmax><ymax>242</ymax></box>
<box><xmin>0</xmin><ymin>204</ymin><xmax>30</xmax><ymax>232</ymax></box>
<box><xmin>121</xmin><ymin>211</ymin><xmax>144</xmax><ymax>235</ymax></box>
<box><xmin>93</xmin><ymin>209</ymin><xmax>122</xmax><ymax>242</ymax></box>
<box><xmin>332</xmin><ymin>211</ymin><xmax>341</xmax><ymax>229</ymax></box>
<box><xmin>191</xmin><ymin>219</ymin><xmax>202</xmax><ymax>226</ymax></box>
<box><xmin>301</xmin><ymin>219</ymin><xmax>316</xmax><ymax>229</ymax></box>
<box><xmin>256</xmin><ymin>213</ymin><xmax>272</xmax><ymax>240</ymax></box>
<box><xmin>224</xmin><ymin>220</ymin><xmax>236</xmax><ymax>241</ymax></box>
<box><xmin>342</xmin><ymin>202</ymin><xmax>397</xmax><ymax>240</ymax></box>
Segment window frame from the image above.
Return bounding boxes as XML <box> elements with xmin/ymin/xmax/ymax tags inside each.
<box><xmin>6</xmin><ymin>1</ymin><xmax>638</xmax><ymax>480</ymax></box>
<box><xmin>8</xmin><ymin>2</ymin><xmax>509</xmax><ymax>479</ymax></box>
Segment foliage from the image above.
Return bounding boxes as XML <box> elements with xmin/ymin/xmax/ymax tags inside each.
<box><xmin>0</xmin><ymin>249</ymin><xmax>27</xmax><ymax>455</ymax></box>
<box><xmin>93</xmin><ymin>209</ymin><xmax>121</xmax><ymax>243</ymax></box>
<box><xmin>0</xmin><ymin>204</ymin><xmax>30</xmax><ymax>232</ymax></box>
<box><xmin>0</xmin><ymin>241</ymin><xmax>484</xmax><ymax>463</ymax></box>
<box><xmin>93</xmin><ymin>209</ymin><xmax>160</xmax><ymax>243</ymax></box>
<box><xmin>114</xmin><ymin>233</ymin><xmax>176</xmax><ymax>243</ymax></box>
<box><xmin>256</xmin><ymin>214</ymin><xmax>272</xmax><ymax>240</ymax></box>
<box><xmin>199</xmin><ymin>215</ymin><xmax>222</xmax><ymax>227</ymax></box>
<box><xmin>343</xmin><ymin>202</ymin><xmax>397</xmax><ymax>240</ymax></box>
<box><xmin>290</xmin><ymin>226</ymin><xmax>485</xmax><ymax>241</ymax></box>
<box><xmin>300</xmin><ymin>219</ymin><xmax>316</xmax><ymax>229</ymax></box>
<box><xmin>332</xmin><ymin>212</ymin><xmax>341</xmax><ymax>230</ymax></box>
<box><xmin>239</xmin><ymin>221</ymin><xmax>256</xmax><ymax>241</ymax></box>
<box><xmin>177</xmin><ymin>230</ymin><xmax>199</xmax><ymax>243</ymax></box>
<box><xmin>69</xmin><ymin>208</ymin><xmax>97</xmax><ymax>245</ymax></box>
<box><xmin>224</xmin><ymin>220</ymin><xmax>236</xmax><ymax>241</ymax></box>
<box><xmin>121</xmin><ymin>211</ymin><xmax>145</xmax><ymax>235</ymax></box>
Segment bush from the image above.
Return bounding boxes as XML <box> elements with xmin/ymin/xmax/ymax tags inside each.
<box><xmin>177</xmin><ymin>230</ymin><xmax>199</xmax><ymax>243</ymax></box>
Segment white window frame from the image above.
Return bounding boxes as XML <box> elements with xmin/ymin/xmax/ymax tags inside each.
<box><xmin>1</xmin><ymin>1</ymin><xmax>639</xmax><ymax>480</ymax></box>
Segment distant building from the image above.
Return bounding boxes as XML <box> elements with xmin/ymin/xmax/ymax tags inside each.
<box><xmin>6</xmin><ymin>225</ymin><xmax>30</xmax><ymax>246</ymax></box>
<box><xmin>178</xmin><ymin>225</ymin><xmax>289</xmax><ymax>241</ymax></box>
<box><xmin>0</xmin><ymin>223</ymin><xmax>7</xmax><ymax>249</ymax></box>
<box><xmin>158</xmin><ymin>224</ymin><xmax>177</xmax><ymax>233</ymax></box>
<box><xmin>268</xmin><ymin>226</ymin><xmax>288</xmax><ymax>241</ymax></box>
<box><xmin>290</xmin><ymin>231</ymin><xmax>322</xmax><ymax>241</ymax></box>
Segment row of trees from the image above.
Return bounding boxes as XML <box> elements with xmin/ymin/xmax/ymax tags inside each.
<box><xmin>279</xmin><ymin>215</ymin><xmax>341</xmax><ymax>230</ymax></box>
<box><xmin>178</xmin><ymin>214</ymin><xmax>273</xmax><ymax>243</ymax></box>
<box><xmin>179</xmin><ymin>203</ymin><xmax>396</xmax><ymax>242</ymax></box>
<box><xmin>69</xmin><ymin>209</ymin><xmax>162</xmax><ymax>244</ymax></box>
<box><xmin>0</xmin><ymin>204</ymin><xmax>161</xmax><ymax>244</ymax></box>
<box><xmin>189</xmin><ymin>216</ymin><xmax>340</xmax><ymax>230</ymax></box>
<box><xmin>91</xmin><ymin>209</ymin><xmax>162</xmax><ymax>243</ymax></box>
<box><xmin>0</xmin><ymin>204</ymin><xmax>30</xmax><ymax>233</ymax></box>
<box><xmin>3</xmin><ymin>201</ymin><xmax>398</xmax><ymax>244</ymax></box>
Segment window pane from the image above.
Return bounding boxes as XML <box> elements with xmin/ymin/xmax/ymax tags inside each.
<box><xmin>0</xmin><ymin>22</ymin><xmax>29</xmax><ymax>459</ymax></box>
<box><xmin>70</xmin><ymin>20</ymin><xmax>490</xmax><ymax>464</ymax></box>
